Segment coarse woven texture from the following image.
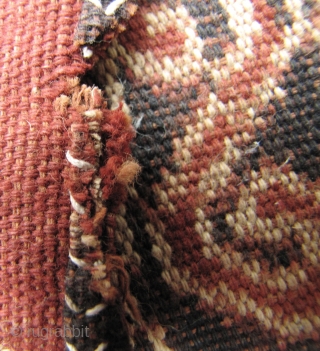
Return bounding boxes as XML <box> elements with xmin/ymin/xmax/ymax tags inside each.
<box><xmin>1</xmin><ymin>1</ymin><xmax>320</xmax><ymax>351</ymax></box>
<box><xmin>0</xmin><ymin>0</ymin><xmax>140</xmax><ymax>350</ymax></box>
<box><xmin>80</xmin><ymin>0</ymin><xmax>320</xmax><ymax>350</ymax></box>
<box><xmin>0</xmin><ymin>1</ymin><xmax>88</xmax><ymax>350</ymax></box>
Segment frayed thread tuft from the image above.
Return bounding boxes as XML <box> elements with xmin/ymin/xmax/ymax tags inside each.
<box><xmin>116</xmin><ymin>161</ymin><xmax>141</xmax><ymax>185</ymax></box>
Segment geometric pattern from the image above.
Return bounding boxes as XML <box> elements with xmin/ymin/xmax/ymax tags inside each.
<box><xmin>84</xmin><ymin>0</ymin><xmax>320</xmax><ymax>350</ymax></box>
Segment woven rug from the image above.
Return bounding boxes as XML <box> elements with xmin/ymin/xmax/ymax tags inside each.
<box><xmin>0</xmin><ymin>0</ymin><xmax>320</xmax><ymax>350</ymax></box>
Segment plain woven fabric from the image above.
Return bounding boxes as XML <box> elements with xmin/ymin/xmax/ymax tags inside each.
<box><xmin>0</xmin><ymin>1</ymin><xmax>87</xmax><ymax>350</ymax></box>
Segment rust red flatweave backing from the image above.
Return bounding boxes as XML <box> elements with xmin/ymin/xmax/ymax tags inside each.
<box><xmin>0</xmin><ymin>1</ymin><xmax>88</xmax><ymax>350</ymax></box>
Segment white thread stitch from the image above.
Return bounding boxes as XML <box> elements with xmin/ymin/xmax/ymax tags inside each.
<box><xmin>70</xmin><ymin>193</ymin><xmax>86</xmax><ymax>215</ymax></box>
<box><xmin>87</xmin><ymin>0</ymin><xmax>102</xmax><ymax>8</ymax></box>
<box><xmin>81</xmin><ymin>234</ymin><xmax>99</xmax><ymax>247</ymax></box>
<box><xmin>65</xmin><ymin>295</ymin><xmax>82</xmax><ymax>313</ymax></box>
<box><xmin>94</xmin><ymin>343</ymin><xmax>109</xmax><ymax>351</ymax></box>
<box><xmin>91</xmin><ymin>133</ymin><xmax>101</xmax><ymax>141</ymax></box>
<box><xmin>82</xmin><ymin>46</ymin><xmax>93</xmax><ymax>59</ymax></box>
<box><xmin>85</xmin><ymin>303</ymin><xmax>107</xmax><ymax>317</ymax></box>
<box><xmin>84</xmin><ymin>110</ymin><xmax>97</xmax><ymax>117</ymax></box>
<box><xmin>69</xmin><ymin>252</ymin><xmax>87</xmax><ymax>267</ymax></box>
<box><xmin>66</xmin><ymin>150</ymin><xmax>95</xmax><ymax>170</ymax></box>
<box><xmin>66</xmin><ymin>343</ymin><xmax>78</xmax><ymax>351</ymax></box>
<box><xmin>105</xmin><ymin>0</ymin><xmax>126</xmax><ymax>16</ymax></box>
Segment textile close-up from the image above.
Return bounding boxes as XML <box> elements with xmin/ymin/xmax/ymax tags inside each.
<box><xmin>0</xmin><ymin>0</ymin><xmax>319</xmax><ymax>350</ymax></box>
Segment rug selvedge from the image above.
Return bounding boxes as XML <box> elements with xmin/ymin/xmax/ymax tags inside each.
<box><xmin>60</xmin><ymin>79</ymin><xmax>142</xmax><ymax>351</ymax></box>
<box><xmin>62</xmin><ymin>1</ymin><xmax>145</xmax><ymax>351</ymax></box>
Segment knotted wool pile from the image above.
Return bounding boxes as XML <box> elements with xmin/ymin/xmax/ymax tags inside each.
<box><xmin>0</xmin><ymin>0</ymin><xmax>320</xmax><ymax>350</ymax></box>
